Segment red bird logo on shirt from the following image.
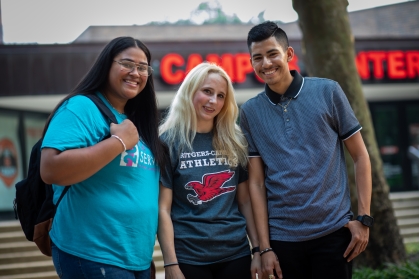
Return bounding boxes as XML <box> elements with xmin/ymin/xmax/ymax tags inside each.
<box><xmin>185</xmin><ymin>170</ymin><xmax>236</xmax><ymax>205</ymax></box>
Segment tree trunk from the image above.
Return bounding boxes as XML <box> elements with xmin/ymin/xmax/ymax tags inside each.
<box><xmin>292</xmin><ymin>0</ymin><xmax>406</xmax><ymax>268</ymax></box>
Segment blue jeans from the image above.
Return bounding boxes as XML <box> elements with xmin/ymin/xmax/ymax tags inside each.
<box><xmin>52</xmin><ymin>242</ymin><xmax>151</xmax><ymax>279</ymax></box>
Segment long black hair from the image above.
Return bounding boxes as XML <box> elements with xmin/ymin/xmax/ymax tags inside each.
<box><xmin>44</xmin><ymin>36</ymin><xmax>167</xmax><ymax>169</ymax></box>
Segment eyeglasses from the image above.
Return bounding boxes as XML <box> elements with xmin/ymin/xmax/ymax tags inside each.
<box><xmin>113</xmin><ymin>60</ymin><xmax>153</xmax><ymax>76</ymax></box>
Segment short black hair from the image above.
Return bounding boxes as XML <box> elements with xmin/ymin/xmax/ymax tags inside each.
<box><xmin>247</xmin><ymin>21</ymin><xmax>289</xmax><ymax>52</ymax></box>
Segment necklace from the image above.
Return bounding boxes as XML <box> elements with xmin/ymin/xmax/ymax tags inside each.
<box><xmin>103</xmin><ymin>94</ymin><xmax>124</xmax><ymax>115</ymax></box>
<box><xmin>278</xmin><ymin>97</ymin><xmax>292</xmax><ymax>112</ymax></box>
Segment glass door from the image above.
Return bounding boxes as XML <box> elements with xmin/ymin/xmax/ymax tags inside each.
<box><xmin>370</xmin><ymin>105</ymin><xmax>404</xmax><ymax>191</ymax></box>
<box><xmin>407</xmin><ymin>105</ymin><xmax>419</xmax><ymax>189</ymax></box>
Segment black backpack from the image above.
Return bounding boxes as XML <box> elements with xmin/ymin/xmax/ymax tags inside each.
<box><xmin>13</xmin><ymin>94</ymin><xmax>117</xmax><ymax>255</ymax></box>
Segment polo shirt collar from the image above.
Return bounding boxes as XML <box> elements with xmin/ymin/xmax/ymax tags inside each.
<box><xmin>265</xmin><ymin>70</ymin><xmax>304</xmax><ymax>104</ymax></box>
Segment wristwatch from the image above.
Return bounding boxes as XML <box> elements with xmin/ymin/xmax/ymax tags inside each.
<box><xmin>251</xmin><ymin>246</ymin><xmax>260</xmax><ymax>255</ymax></box>
<box><xmin>356</xmin><ymin>215</ymin><xmax>374</xmax><ymax>227</ymax></box>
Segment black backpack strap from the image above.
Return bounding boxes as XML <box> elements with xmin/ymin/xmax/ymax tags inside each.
<box><xmin>55</xmin><ymin>186</ymin><xmax>71</xmax><ymax>207</ymax></box>
<box><xmin>85</xmin><ymin>94</ymin><xmax>118</xmax><ymax>124</ymax></box>
<box><xmin>49</xmin><ymin>185</ymin><xmax>70</xmax><ymax>228</ymax></box>
<box><xmin>54</xmin><ymin>94</ymin><xmax>117</xmax><ymax>208</ymax></box>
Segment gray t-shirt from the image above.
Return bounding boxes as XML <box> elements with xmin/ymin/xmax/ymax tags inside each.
<box><xmin>160</xmin><ymin>132</ymin><xmax>250</xmax><ymax>265</ymax></box>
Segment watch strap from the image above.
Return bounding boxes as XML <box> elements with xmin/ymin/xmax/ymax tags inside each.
<box><xmin>356</xmin><ymin>214</ymin><xmax>374</xmax><ymax>227</ymax></box>
<box><xmin>251</xmin><ymin>246</ymin><xmax>260</xmax><ymax>255</ymax></box>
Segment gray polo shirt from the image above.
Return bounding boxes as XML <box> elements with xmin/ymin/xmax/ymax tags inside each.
<box><xmin>239</xmin><ymin>70</ymin><xmax>361</xmax><ymax>242</ymax></box>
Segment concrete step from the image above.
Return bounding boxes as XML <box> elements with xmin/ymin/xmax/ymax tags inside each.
<box><xmin>0</xmin><ymin>271</ymin><xmax>58</xmax><ymax>279</ymax></box>
<box><xmin>0</xmin><ymin>251</ymin><xmax>48</xmax><ymax>265</ymax></box>
<box><xmin>0</xmin><ymin>241</ymin><xmax>39</xmax><ymax>254</ymax></box>
<box><xmin>400</xmin><ymin>227</ymin><xmax>419</xmax><ymax>237</ymax></box>
<box><xmin>0</xmin><ymin>190</ymin><xmax>416</xmax><ymax>277</ymax></box>
<box><xmin>153</xmin><ymin>241</ymin><xmax>163</xmax><ymax>268</ymax></box>
<box><xmin>393</xmin><ymin>208</ymin><xmax>419</xmax><ymax>219</ymax></box>
<box><xmin>0</xmin><ymin>231</ymin><xmax>27</xmax><ymax>244</ymax></box>
<box><xmin>152</xmin><ymin>248</ymin><xmax>162</xmax><ymax>258</ymax></box>
<box><xmin>390</xmin><ymin>191</ymin><xmax>419</xmax><ymax>246</ymax></box>
<box><xmin>152</xmin><ymin>245</ymin><xmax>164</xmax><ymax>273</ymax></box>
<box><xmin>389</xmin><ymin>191</ymin><xmax>419</xmax><ymax>201</ymax></box>
<box><xmin>390</xmin><ymin>191</ymin><xmax>419</xmax><ymax>244</ymax></box>
<box><xmin>154</xmin><ymin>259</ymin><xmax>164</xmax><ymax>273</ymax></box>
<box><xmin>392</xmin><ymin>199</ymin><xmax>419</xmax><ymax>210</ymax></box>
<box><xmin>0</xmin><ymin>260</ymin><xmax>55</xmax><ymax>276</ymax></box>
<box><xmin>404</xmin><ymin>236</ymin><xmax>419</xmax><ymax>244</ymax></box>
<box><xmin>397</xmin><ymin>217</ymin><xmax>419</xmax><ymax>228</ymax></box>
<box><xmin>0</xmin><ymin>221</ymin><xmax>21</xmax><ymax>234</ymax></box>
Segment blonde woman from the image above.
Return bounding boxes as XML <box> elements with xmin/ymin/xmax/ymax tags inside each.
<box><xmin>158</xmin><ymin>62</ymin><xmax>261</xmax><ymax>279</ymax></box>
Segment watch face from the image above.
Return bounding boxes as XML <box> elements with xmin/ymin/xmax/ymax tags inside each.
<box><xmin>363</xmin><ymin>215</ymin><xmax>374</xmax><ymax>227</ymax></box>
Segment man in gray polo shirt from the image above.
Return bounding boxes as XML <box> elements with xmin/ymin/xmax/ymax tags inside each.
<box><xmin>240</xmin><ymin>21</ymin><xmax>372</xmax><ymax>279</ymax></box>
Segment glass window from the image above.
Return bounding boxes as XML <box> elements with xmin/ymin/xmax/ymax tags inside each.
<box><xmin>370</xmin><ymin>101</ymin><xmax>419</xmax><ymax>192</ymax></box>
<box><xmin>371</xmin><ymin>106</ymin><xmax>404</xmax><ymax>190</ymax></box>
<box><xmin>407</xmin><ymin>105</ymin><xmax>419</xmax><ymax>189</ymax></box>
<box><xmin>0</xmin><ymin>112</ymin><xmax>23</xmax><ymax>211</ymax></box>
<box><xmin>23</xmin><ymin>113</ymin><xmax>48</xmax><ymax>172</ymax></box>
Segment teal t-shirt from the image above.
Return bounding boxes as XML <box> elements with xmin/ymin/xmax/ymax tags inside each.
<box><xmin>42</xmin><ymin>93</ymin><xmax>159</xmax><ymax>270</ymax></box>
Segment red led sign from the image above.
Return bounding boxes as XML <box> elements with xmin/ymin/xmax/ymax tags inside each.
<box><xmin>159</xmin><ymin>50</ymin><xmax>418</xmax><ymax>85</ymax></box>
<box><xmin>160</xmin><ymin>53</ymin><xmax>300</xmax><ymax>85</ymax></box>
<box><xmin>356</xmin><ymin>50</ymin><xmax>419</xmax><ymax>80</ymax></box>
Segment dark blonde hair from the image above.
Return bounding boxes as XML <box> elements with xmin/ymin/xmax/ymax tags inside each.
<box><xmin>159</xmin><ymin>62</ymin><xmax>248</xmax><ymax>168</ymax></box>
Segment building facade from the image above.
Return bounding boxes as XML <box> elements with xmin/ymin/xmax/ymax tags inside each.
<box><xmin>0</xmin><ymin>1</ymin><xmax>418</xmax><ymax>214</ymax></box>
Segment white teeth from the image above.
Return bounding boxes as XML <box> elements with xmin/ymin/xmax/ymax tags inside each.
<box><xmin>125</xmin><ymin>80</ymin><xmax>138</xmax><ymax>85</ymax></box>
<box><xmin>264</xmin><ymin>69</ymin><xmax>276</xmax><ymax>75</ymax></box>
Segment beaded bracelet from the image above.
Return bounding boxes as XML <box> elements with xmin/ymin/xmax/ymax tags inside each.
<box><xmin>164</xmin><ymin>262</ymin><xmax>179</xmax><ymax>268</ymax></box>
<box><xmin>259</xmin><ymin>247</ymin><xmax>274</xmax><ymax>256</ymax></box>
<box><xmin>111</xmin><ymin>135</ymin><xmax>126</xmax><ymax>152</ymax></box>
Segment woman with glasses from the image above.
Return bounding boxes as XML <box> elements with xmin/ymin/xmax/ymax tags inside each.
<box><xmin>158</xmin><ymin>62</ymin><xmax>261</xmax><ymax>279</ymax></box>
<box><xmin>40</xmin><ymin>36</ymin><xmax>166</xmax><ymax>279</ymax></box>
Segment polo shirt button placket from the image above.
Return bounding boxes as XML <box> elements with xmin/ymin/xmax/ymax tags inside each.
<box><xmin>284</xmin><ymin>114</ymin><xmax>291</xmax><ymax>128</ymax></box>
<box><xmin>286</xmin><ymin>118</ymin><xmax>291</xmax><ymax>129</ymax></box>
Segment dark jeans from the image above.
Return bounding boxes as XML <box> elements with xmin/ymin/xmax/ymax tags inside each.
<box><xmin>179</xmin><ymin>255</ymin><xmax>252</xmax><ymax>279</ymax></box>
<box><xmin>271</xmin><ymin>227</ymin><xmax>352</xmax><ymax>279</ymax></box>
<box><xmin>51</xmin><ymin>242</ymin><xmax>151</xmax><ymax>279</ymax></box>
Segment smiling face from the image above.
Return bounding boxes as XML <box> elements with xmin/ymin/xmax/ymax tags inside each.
<box><xmin>103</xmin><ymin>46</ymin><xmax>149</xmax><ymax>111</ymax></box>
<box><xmin>250</xmin><ymin>36</ymin><xmax>294</xmax><ymax>93</ymax></box>
<box><xmin>192</xmin><ymin>73</ymin><xmax>227</xmax><ymax>133</ymax></box>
